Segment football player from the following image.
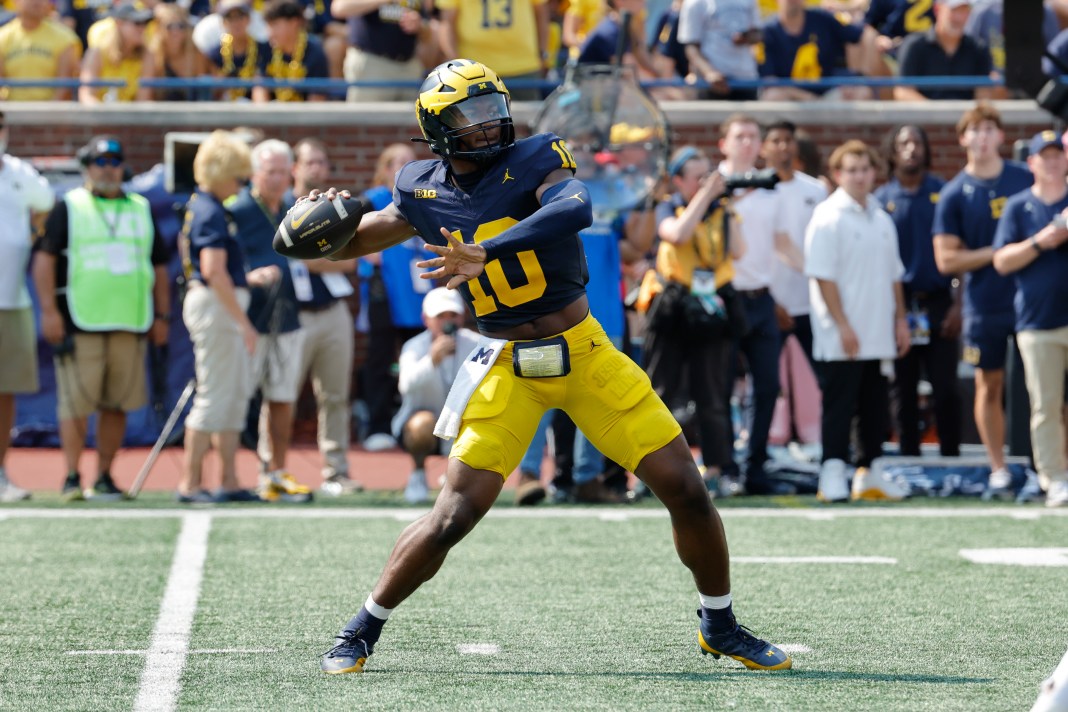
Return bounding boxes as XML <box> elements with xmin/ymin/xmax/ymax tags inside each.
<box><xmin>311</xmin><ymin>58</ymin><xmax>792</xmax><ymax>674</ymax></box>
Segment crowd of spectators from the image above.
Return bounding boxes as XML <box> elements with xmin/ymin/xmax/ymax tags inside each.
<box><xmin>0</xmin><ymin>0</ymin><xmax>1065</xmax><ymax>102</ymax></box>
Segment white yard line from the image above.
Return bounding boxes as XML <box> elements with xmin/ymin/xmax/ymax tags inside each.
<box><xmin>3</xmin><ymin>506</ymin><xmax>1067</xmax><ymax>520</ymax></box>
<box><xmin>733</xmin><ymin>556</ymin><xmax>897</xmax><ymax>565</ymax></box>
<box><xmin>778</xmin><ymin>644</ymin><xmax>812</xmax><ymax>654</ymax></box>
<box><xmin>457</xmin><ymin>643</ymin><xmax>500</xmax><ymax>655</ymax></box>
<box><xmin>960</xmin><ymin>548</ymin><xmax>1068</xmax><ymax>567</ymax></box>
<box><xmin>67</xmin><ymin>648</ymin><xmax>276</xmax><ymax>656</ymax></box>
<box><xmin>133</xmin><ymin>512</ymin><xmax>212</xmax><ymax>712</ymax></box>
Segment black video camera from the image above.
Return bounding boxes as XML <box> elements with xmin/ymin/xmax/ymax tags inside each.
<box><xmin>442</xmin><ymin>322</ymin><xmax>458</xmax><ymax>336</ymax></box>
<box><xmin>723</xmin><ymin>168</ymin><xmax>781</xmax><ymax>191</ymax></box>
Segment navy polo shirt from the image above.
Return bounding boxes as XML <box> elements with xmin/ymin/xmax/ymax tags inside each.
<box><xmin>183</xmin><ymin>190</ymin><xmax>247</xmax><ymax>289</ymax></box>
<box><xmin>228</xmin><ymin>187</ymin><xmax>300</xmax><ymax>334</ymax></box>
<box><xmin>578</xmin><ymin>16</ymin><xmax>628</xmax><ymax>64</ymax></box>
<box><xmin>759</xmin><ymin>9</ymin><xmax>862</xmax><ymax>82</ymax></box>
<box><xmin>875</xmin><ymin>173</ymin><xmax>949</xmax><ymax>294</ymax></box>
<box><xmin>993</xmin><ymin>189</ymin><xmax>1068</xmax><ymax>332</ymax></box>
<box><xmin>933</xmin><ymin>161</ymin><xmax>1033</xmax><ymax>323</ymax></box>
<box><xmin>897</xmin><ymin>29</ymin><xmax>993</xmax><ymax>100</ymax></box>
<box><xmin>347</xmin><ymin>0</ymin><xmax>423</xmax><ymax>61</ymax></box>
<box><xmin>651</xmin><ymin>6</ymin><xmax>689</xmax><ymax>78</ymax></box>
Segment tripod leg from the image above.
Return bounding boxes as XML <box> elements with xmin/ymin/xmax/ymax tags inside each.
<box><xmin>129</xmin><ymin>379</ymin><xmax>196</xmax><ymax>498</ymax></box>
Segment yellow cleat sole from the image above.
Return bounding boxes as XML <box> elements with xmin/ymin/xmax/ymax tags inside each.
<box><xmin>699</xmin><ymin>633</ymin><xmax>793</xmax><ymax>671</ymax></box>
<box><xmin>322</xmin><ymin>657</ymin><xmax>366</xmax><ymax>674</ymax></box>
<box><xmin>851</xmin><ymin>490</ymin><xmax>903</xmax><ymax>502</ymax></box>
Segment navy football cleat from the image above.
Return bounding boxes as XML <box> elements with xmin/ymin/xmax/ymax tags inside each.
<box><xmin>321</xmin><ymin>621</ymin><xmax>374</xmax><ymax>674</ymax></box>
<box><xmin>698</xmin><ymin>611</ymin><xmax>792</xmax><ymax>671</ymax></box>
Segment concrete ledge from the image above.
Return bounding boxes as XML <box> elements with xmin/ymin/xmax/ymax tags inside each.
<box><xmin>4</xmin><ymin>99</ymin><xmax>1051</xmax><ymax>128</ymax></box>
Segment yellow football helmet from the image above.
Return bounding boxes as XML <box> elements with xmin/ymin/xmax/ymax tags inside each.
<box><xmin>415</xmin><ymin>59</ymin><xmax>515</xmax><ymax>165</ymax></box>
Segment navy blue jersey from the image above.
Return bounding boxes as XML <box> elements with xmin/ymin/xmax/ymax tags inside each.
<box><xmin>394</xmin><ymin>133</ymin><xmax>589</xmax><ymax>333</ymax></box>
<box><xmin>578</xmin><ymin>16</ymin><xmax>627</xmax><ymax>64</ymax></box>
<box><xmin>651</xmin><ymin>7</ymin><xmax>688</xmax><ymax>78</ymax></box>
<box><xmin>993</xmin><ymin>189</ymin><xmax>1068</xmax><ymax>332</ymax></box>
<box><xmin>758</xmin><ymin>9</ymin><xmax>862</xmax><ymax>82</ymax></box>
<box><xmin>183</xmin><ymin>190</ymin><xmax>247</xmax><ymax>289</ymax></box>
<box><xmin>865</xmin><ymin>0</ymin><xmax>933</xmax><ymax>40</ymax></box>
<box><xmin>875</xmin><ymin>173</ymin><xmax>949</xmax><ymax>293</ymax></box>
<box><xmin>933</xmin><ymin>161</ymin><xmax>1033</xmax><ymax>321</ymax></box>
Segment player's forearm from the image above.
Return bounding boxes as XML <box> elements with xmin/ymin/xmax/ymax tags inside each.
<box><xmin>330</xmin><ymin>209</ymin><xmax>418</xmax><ymax>261</ymax></box>
<box><xmin>934</xmin><ymin>237</ymin><xmax>993</xmax><ymax>274</ymax></box>
<box><xmin>480</xmin><ymin>180</ymin><xmax>593</xmax><ymax>261</ymax></box>
<box><xmin>816</xmin><ymin>278</ymin><xmax>850</xmax><ymax>328</ymax></box>
<box><xmin>993</xmin><ymin>236</ymin><xmax>1042</xmax><ymax>275</ymax></box>
<box><xmin>305</xmin><ymin>257</ymin><xmax>354</xmax><ymax>274</ymax></box>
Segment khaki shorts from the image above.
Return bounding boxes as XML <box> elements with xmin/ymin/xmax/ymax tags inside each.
<box><xmin>0</xmin><ymin>308</ymin><xmax>39</xmax><ymax>394</ymax></box>
<box><xmin>183</xmin><ymin>285</ymin><xmax>252</xmax><ymax>433</ymax></box>
<box><xmin>54</xmin><ymin>332</ymin><xmax>147</xmax><ymax>419</ymax></box>
<box><xmin>252</xmin><ymin>328</ymin><xmax>305</xmax><ymax>403</ymax></box>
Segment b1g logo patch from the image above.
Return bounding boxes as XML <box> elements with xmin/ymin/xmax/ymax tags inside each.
<box><xmin>414</xmin><ymin>189</ymin><xmax>438</xmax><ymax>199</ymax></box>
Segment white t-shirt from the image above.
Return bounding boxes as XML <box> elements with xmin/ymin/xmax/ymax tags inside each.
<box><xmin>677</xmin><ymin>0</ymin><xmax>760</xmax><ymax>80</ymax></box>
<box><xmin>0</xmin><ymin>155</ymin><xmax>55</xmax><ymax>309</ymax></box>
<box><xmin>728</xmin><ymin>175</ymin><xmax>781</xmax><ymax>290</ymax></box>
<box><xmin>770</xmin><ymin>172</ymin><xmax>828</xmax><ymax>316</ymax></box>
<box><xmin>805</xmin><ymin>188</ymin><xmax>904</xmax><ymax>362</ymax></box>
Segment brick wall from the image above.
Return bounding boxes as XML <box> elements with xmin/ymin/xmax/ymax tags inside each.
<box><xmin>3</xmin><ymin>100</ymin><xmax>1056</xmax><ymax>187</ymax></box>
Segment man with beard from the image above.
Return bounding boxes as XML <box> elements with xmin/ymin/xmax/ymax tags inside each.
<box><xmin>286</xmin><ymin>138</ymin><xmax>363</xmax><ymax>496</ymax></box>
<box><xmin>876</xmin><ymin>124</ymin><xmax>962</xmax><ymax>459</ymax></box>
<box><xmin>33</xmin><ymin>136</ymin><xmax>169</xmax><ymax>500</ymax></box>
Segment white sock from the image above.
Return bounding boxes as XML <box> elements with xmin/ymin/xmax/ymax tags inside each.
<box><xmin>365</xmin><ymin>594</ymin><xmax>393</xmax><ymax>620</ymax></box>
<box><xmin>699</xmin><ymin>592</ymin><xmax>732</xmax><ymax>610</ymax></box>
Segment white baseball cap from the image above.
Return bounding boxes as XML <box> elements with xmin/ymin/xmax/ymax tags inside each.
<box><xmin>422</xmin><ymin>287</ymin><xmax>465</xmax><ymax>318</ymax></box>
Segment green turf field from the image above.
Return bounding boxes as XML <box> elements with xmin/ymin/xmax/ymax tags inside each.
<box><xmin>2</xmin><ymin>502</ymin><xmax>1066</xmax><ymax>711</ymax></box>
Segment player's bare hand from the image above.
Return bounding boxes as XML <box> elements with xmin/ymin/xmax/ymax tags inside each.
<box><xmin>303</xmin><ymin>187</ymin><xmax>351</xmax><ymax>204</ymax></box>
<box><xmin>417</xmin><ymin>228</ymin><xmax>487</xmax><ymax>289</ymax></box>
<box><xmin>895</xmin><ymin>317</ymin><xmax>911</xmax><ymax>358</ymax></box>
<box><xmin>247</xmin><ymin>265</ymin><xmax>281</xmax><ymax>286</ymax></box>
<box><xmin>839</xmin><ymin>322</ymin><xmax>859</xmax><ymax>359</ymax></box>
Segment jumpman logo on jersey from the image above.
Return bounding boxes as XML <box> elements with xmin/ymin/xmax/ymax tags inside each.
<box><xmin>569</xmin><ymin>192</ymin><xmax>585</xmax><ymax>203</ymax></box>
<box><xmin>502</xmin><ymin>168</ymin><xmax>515</xmax><ymax>184</ymax></box>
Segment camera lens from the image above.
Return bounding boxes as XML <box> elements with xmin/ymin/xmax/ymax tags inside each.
<box><xmin>442</xmin><ymin>322</ymin><xmax>457</xmax><ymax>336</ymax></box>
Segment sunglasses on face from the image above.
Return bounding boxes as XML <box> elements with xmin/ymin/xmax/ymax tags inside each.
<box><xmin>92</xmin><ymin>156</ymin><xmax>123</xmax><ymax>167</ymax></box>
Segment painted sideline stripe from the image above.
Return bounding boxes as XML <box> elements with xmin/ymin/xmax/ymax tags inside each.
<box><xmin>457</xmin><ymin>643</ymin><xmax>500</xmax><ymax>655</ymax></box>
<box><xmin>960</xmin><ymin>548</ymin><xmax>1068</xmax><ymax>567</ymax></box>
<box><xmin>67</xmin><ymin>648</ymin><xmax>276</xmax><ymax>656</ymax></box>
<box><xmin>2</xmin><ymin>506</ymin><xmax>1065</xmax><ymax>521</ymax></box>
<box><xmin>734</xmin><ymin>556</ymin><xmax>896</xmax><ymax>564</ymax></box>
<box><xmin>133</xmin><ymin>512</ymin><xmax>211</xmax><ymax>712</ymax></box>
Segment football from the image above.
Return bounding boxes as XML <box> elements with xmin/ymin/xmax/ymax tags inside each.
<box><xmin>273</xmin><ymin>194</ymin><xmax>369</xmax><ymax>259</ymax></box>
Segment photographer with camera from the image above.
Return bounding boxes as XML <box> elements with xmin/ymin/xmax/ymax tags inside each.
<box><xmin>992</xmin><ymin>131</ymin><xmax>1068</xmax><ymax>508</ymax></box>
<box><xmin>391</xmin><ymin>287</ymin><xmax>481</xmax><ymax>504</ymax></box>
<box><xmin>641</xmin><ymin>146</ymin><xmax>745</xmax><ymax>493</ymax></box>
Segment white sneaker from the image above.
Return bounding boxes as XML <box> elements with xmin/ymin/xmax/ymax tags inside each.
<box><xmin>984</xmin><ymin>467</ymin><xmax>1014</xmax><ymax>501</ymax></box>
<box><xmin>1031</xmin><ymin>647</ymin><xmax>1068</xmax><ymax>712</ymax></box>
<box><xmin>319</xmin><ymin>474</ymin><xmax>364</xmax><ymax>497</ymax></box>
<box><xmin>0</xmin><ymin>469</ymin><xmax>30</xmax><ymax>503</ymax></box>
<box><xmin>363</xmin><ymin>433</ymin><xmax>398</xmax><ymax>452</ymax></box>
<box><xmin>404</xmin><ymin>468</ymin><xmax>428</xmax><ymax>504</ymax></box>
<box><xmin>1046</xmin><ymin>481</ymin><xmax>1068</xmax><ymax>509</ymax></box>
<box><xmin>817</xmin><ymin>459</ymin><xmax>850</xmax><ymax>503</ymax></box>
<box><xmin>851</xmin><ymin>467</ymin><xmax>908</xmax><ymax>502</ymax></box>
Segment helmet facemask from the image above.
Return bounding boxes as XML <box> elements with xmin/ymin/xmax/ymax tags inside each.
<box><xmin>416</xmin><ymin>60</ymin><xmax>516</xmax><ymax>166</ymax></box>
<box><xmin>437</xmin><ymin>93</ymin><xmax>515</xmax><ymax>165</ymax></box>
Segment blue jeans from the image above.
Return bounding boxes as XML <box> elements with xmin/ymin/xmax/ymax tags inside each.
<box><xmin>520</xmin><ymin>410</ymin><xmax>604</xmax><ymax>485</ymax></box>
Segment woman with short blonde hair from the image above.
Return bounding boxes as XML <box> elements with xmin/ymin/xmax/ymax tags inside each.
<box><xmin>179</xmin><ymin>130</ymin><xmax>276</xmax><ymax>503</ymax></box>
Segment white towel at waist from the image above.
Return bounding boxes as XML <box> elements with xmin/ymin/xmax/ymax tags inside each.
<box><xmin>434</xmin><ymin>336</ymin><xmax>507</xmax><ymax>440</ymax></box>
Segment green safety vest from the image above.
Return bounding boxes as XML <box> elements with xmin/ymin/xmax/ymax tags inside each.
<box><xmin>65</xmin><ymin>187</ymin><xmax>155</xmax><ymax>332</ymax></box>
